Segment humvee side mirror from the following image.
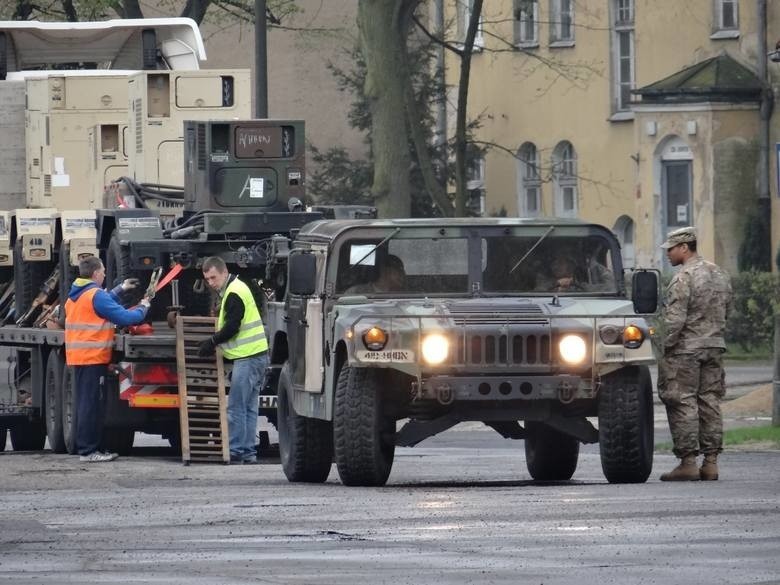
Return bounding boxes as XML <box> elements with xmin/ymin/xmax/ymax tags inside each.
<box><xmin>632</xmin><ymin>270</ymin><xmax>658</xmax><ymax>314</ymax></box>
<box><xmin>288</xmin><ymin>253</ymin><xmax>317</xmax><ymax>296</ymax></box>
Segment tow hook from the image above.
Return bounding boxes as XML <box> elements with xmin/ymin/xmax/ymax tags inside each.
<box><xmin>436</xmin><ymin>382</ymin><xmax>454</xmax><ymax>405</ymax></box>
<box><xmin>557</xmin><ymin>380</ymin><xmax>576</xmax><ymax>404</ymax></box>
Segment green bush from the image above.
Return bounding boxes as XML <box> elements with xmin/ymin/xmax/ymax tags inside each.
<box><xmin>725</xmin><ymin>271</ymin><xmax>780</xmax><ymax>351</ymax></box>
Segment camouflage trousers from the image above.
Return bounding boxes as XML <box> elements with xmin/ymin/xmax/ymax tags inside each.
<box><xmin>658</xmin><ymin>348</ymin><xmax>726</xmax><ymax>458</ymax></box>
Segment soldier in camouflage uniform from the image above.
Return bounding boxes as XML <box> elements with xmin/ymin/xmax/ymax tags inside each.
<box><xmin>657</xmin><ymin>226</ymin><xmax>732</xmax><ymax>481</ymax></box>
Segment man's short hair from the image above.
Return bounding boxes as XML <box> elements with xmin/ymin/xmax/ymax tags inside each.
<box><xmin>202</xmin><ymin>256</ymin><xmax>228</xmax><ymax>273</ymax></box>
<box><xmin>78</xmin><ymin>256</ymin><xmax>103</xmax><ymax>278</ymax></box>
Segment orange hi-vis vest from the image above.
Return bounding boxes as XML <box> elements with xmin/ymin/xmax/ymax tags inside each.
<box><xmin>65</xmin><ymin>287</ymin><xmax>115</xmax><ymax>366</ymax></box>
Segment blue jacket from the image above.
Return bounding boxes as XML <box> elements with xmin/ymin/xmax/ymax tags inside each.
<box><xmin>68</xmin><ymin>278</ymin><xmax>147</xmax><ymax>327</ymax></box>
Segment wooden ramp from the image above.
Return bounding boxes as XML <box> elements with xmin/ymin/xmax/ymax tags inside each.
<box><xmin>175</xmin><ymin>316</ymin><xmax>230</xmax><ymax>464</ymax></box>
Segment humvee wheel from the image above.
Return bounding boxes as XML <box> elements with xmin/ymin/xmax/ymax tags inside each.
<box><xmin>598</xmin><ymin>365</ymin><xmax>654</xmax><ymax>484</ymax></box>
<box><xmin>62</xmin><ymin>365</ymin><xmax>78</xmax><ymax>455</ymax></box>
<box><xmin>277</xmin><ymin>364</ymin><xmax>332</xmax><ymax>483</ymax></box>
<box><xmin>334</xmin><ymin>366</ymin><xmax>395</xmax><ymax>487</ymax></box>
<box><xmin>45</xmin><ymin>349</ymin><xmax>67</xmax><ymax>453</ymax></box>
<box><xmin>524</xmin><ymin>422</ymin><xmax>579</xmax><ymax>481</ymax></box>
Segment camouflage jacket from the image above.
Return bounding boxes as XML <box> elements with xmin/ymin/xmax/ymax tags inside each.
<box><xmin>663</xmin><ymin>255</ymin><xmax>732</xmax><ymax>354</ymax></box>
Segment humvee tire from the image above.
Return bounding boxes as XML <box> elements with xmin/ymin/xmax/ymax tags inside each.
<box><xmin>13</xmin><ymin>241</ymin><xmax>54</xmax><ymax>322</ymax></box>
<box><xmin>45</xmin><ymin>349</ymin><xmax>67</xmax><ymax>453</ymax></box>
<box><xmin>524</xmin><ymin>422</ymin><xmax>580</xmax><ymax>481</ymax></box>
<box><xmin>334</xmin><ymin>366</ymin><xmax>395</xmax><ymax>487</ymax></box>
<box><xmin>278</xmin><ymin>364</ymin><xmax>332</xmax><ymax>483</ymax></box>
<box><xmin>598</xmin><ymin>365</ymin><xmax>654</xmax><ymax>484</ymax></box>
<box><xmin>62</xmin><ymin>365</ymin><xmax>78</xmax><ymax>455</ymax></box>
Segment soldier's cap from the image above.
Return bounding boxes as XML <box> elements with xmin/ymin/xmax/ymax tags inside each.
<box><xmin>660</xmin><ymin>226</ymin><xmax>697</xmax><ymax>249</ymax></box>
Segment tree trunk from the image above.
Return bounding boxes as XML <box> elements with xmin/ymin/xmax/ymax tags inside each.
<box><xmin>181</xmin><ymin>0</ymin><xmax>211</xmax><ymax>24</ymax></box>
<box><xmin>358</xmin><ymin>0</ymin><xmax>412</xmax><ymax>218</ymax></box>
<box><xmin>399</xmin><ymin>3</ymin><xmax>453</xmax><ymax>216</ymax></box>
<box><xmin>454</xmin><ymin>0</ymin><xmax>482</xmax><ymax>216</ymax></box>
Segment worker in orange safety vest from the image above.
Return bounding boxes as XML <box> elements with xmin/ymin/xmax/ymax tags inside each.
<box><xmin>64</xmin><ymin>256</ymin><xmax>150</xmax><ymax>463</ymax></box>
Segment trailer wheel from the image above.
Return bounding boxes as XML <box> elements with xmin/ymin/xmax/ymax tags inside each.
<box><xmin>524</xmin><ymin>422</ymin><xmax>580</xmax><ymax>481</ymax></box>
<box><xmin>0</xmin><ymin>427</ymin><xmax>6</xmax><ymax>451</ymax></box>
<box><xmin>45</xmin><ymin>349</ymin><xmax>67</xmax><ymax>453</ymax></box>
<box><xmin>62</xmin><ymin>365</ymin><xmax>78</xmax><ymax>455</ymax></box>
<box><xmin>333</xmin><ymin>366</ymin><xmax>396</xmax><ymax>487</ymax></box>
<box><xmin>10</xmin><ymin>417</ymin><xmax>46</xmax><ymax>451</ymax></box>
<box><xmin>103</xmin><ymin>428</ymin><xmax>134</xmax><ymax>455</ymax></box>
<box><xmin>13</xmin><ymin>241</ymin><xmax>55</xmax><ymax>323</ymax></box>
<box><xmin>277</xmin><ymin>363</ymin><xmax>333</xmax><ymax>483</ymax></box>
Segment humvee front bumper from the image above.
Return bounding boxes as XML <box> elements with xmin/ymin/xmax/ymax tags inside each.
<box><xmin>419</xmin><ymin>374</ymin><xmax>594</xmax><ymax>404</ymax></box>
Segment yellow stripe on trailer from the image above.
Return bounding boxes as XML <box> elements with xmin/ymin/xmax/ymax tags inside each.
<box><xmin>129</xmin><ymin>394</ymin><xmax>179</xmax><ymax>408</ymax></box>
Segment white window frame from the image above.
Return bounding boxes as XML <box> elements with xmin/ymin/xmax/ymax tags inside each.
<box><xmin>517</xmin><ymin>143</ymin><xmax>542</xmax><ymax>217</ymax></box>
<box><xmin>514</xmin><ymin>0</ymin><xmax>539</xmax><ymax>48</ymax></box>
<box><xmin>553</xmin><ymin>141</ymin><xmax>578</xmax><ymax>218</ymax></box>
<box><xmin>714</xmin><ymin>0</ymin><xmax>739</xmax><ymax>32</ymax></box>
<box><xmin>549</xmin><ymin>0</ymin><xmax>575</xmax><ymax>46</ymax></box>
<box><xmin>611</xmin><ymin>0</ymin><xmax>635</xmax><ymax>113</ymax></box>
<box><xmin>458</xmin><ymin>0</ymin><xmax>485</xmax><ymax>50</ymax></box>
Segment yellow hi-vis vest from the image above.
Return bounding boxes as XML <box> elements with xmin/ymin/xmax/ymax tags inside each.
<box><xmin>218</xmin><ymin>277</ymin><xmax>268</xmax><ymax>360</ymax></box>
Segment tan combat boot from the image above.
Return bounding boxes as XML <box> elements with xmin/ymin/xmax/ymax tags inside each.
<box><xmin>660</xmin><ymin>455</ymin><xmax>700</xmax><ymax>481</ymax></box>
<box><xmin>699</xmin><ymin>453</ymin><xmax>719</xmax><ymax>481</ymax></box>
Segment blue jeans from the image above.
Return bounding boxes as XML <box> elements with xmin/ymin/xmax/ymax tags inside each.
<box><xmin>228</xmin><ymin>352</ymin><xmax>267</xmax><ymax>460</ymax></box>
<box><xmin>75</xmin><ymin>364</ymin><xmax>107</xmax><ymax>456</ymax></box>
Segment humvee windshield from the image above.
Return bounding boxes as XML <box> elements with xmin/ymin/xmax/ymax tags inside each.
<box><xmin>334</xmin><ymin>230</ymin><xmax>619</xmax><ymax>296</ymax></box>
<box><xmin>482</xmin><ymin>233</ymin><xmax>618</xmax><ymax>294</ymax></box>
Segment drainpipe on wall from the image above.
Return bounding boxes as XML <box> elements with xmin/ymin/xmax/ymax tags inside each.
<box><xmin>758</xmin><ymin>0</ymin><xmax>772</xmax><ymax>266</ymax></box>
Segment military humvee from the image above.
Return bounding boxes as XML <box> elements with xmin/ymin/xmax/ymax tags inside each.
<box><xmin>265</xmin><ymin>218</ymin><xmax>659</xmax><ymax>486</ymax></box>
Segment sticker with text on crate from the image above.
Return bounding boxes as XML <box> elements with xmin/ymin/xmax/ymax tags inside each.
<box><xmin>356</xmin><ymin>349</ymin><xmax>415</xmax><ymax>363</ymax></box>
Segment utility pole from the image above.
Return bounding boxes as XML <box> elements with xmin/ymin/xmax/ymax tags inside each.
<box><xmin>254</xmin><ymin>0</ymin><xmax>268</xmax><ymax>118</ymax></box>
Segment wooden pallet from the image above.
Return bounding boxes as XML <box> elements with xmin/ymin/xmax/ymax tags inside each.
<box><xmin>175</xmin><ymin>316</ymin><xmax>230</xmax><ymax>464</ymax></box>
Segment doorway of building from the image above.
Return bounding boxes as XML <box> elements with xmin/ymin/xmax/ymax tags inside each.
<box><xmin>663</xmin><ymin>160</ymin><xmax>692</xmax><ymax>233</ymax></box>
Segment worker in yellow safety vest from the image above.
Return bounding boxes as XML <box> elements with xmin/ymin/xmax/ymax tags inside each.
<box><xmin>64</xmin><ymin>256</ymin><xmax>150</xmax><ymax>462</ymax></box>
<box><xmin>199</xmin><ymin>256</ymin><xmax>268</xmax><ymax>464</ymax></box>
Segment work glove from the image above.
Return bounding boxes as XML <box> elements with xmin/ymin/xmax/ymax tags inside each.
<box><xmin>138</xmin><ymin>297</ymin><xmax>151</xmax><ymax>315</ymax></box>
<box><xmin>122</xmin><ymin>277</ymin><xmax>141</xmax><ymax>291</ymax></box>
<box><xmin>198</xmin><ymin>337</ymin><xmax>216</xmax><ymax>357</ymax></box>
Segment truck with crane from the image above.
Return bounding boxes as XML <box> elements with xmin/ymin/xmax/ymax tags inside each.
<box><xmin>0</xmin><ymin>18</ymin><xmax>326</xmax><ymax>454</ymax></box>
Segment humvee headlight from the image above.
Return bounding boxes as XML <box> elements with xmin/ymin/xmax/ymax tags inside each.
<box><xmin>623</xmin><ymin>325</ymin><xmax>644</xmax><ymax>349</ymax></box>
<box><xmin>559</xmin><ymin>335</ymin><xmax>587</xmax><ymax>364</ymax></box>
<box><xmin>421</xmin><ymin>333</ymin><xmax>449</xmax><ymax>365</ymax></box>
<box><xmin>362</xmin><ymin>327</ymin><xmax>388</xmax><ymax>351</ymax></box>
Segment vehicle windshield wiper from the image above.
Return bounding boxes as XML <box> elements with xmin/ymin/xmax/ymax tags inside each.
<box><xmin>351</xmin><ymin>227</ymin><xmax>401</xmax><ymax>269</ymax></box>
<box><xmin>509</xmin><ymin>225</ymin><xmax>555</xmax><ymax>274</ymax></box>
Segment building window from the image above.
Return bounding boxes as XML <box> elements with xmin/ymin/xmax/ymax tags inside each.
<box><xmin>513</xmin><ymin>0</ymin><xmax>539</xmax><ymax>47</ymax></box>
<box><xmin>467</xmin><ymin>149</ymin><xmax>486</xmax><ymax>216</ymax></box>
<box><xmin>552</xmin><ymin>141</ymin><xmax>577</xmax><ymax>217</ymax></box>
<box><xmin>458</xmin><ymin>0</ymin><xmax>485</xmax><ymax>49</ymax></box>
<box><xmin>612</xmin><ymin>0</ymin><xmax>635</xmax><ymax>112</ymax></box>
<box><xmin>550</xmin><ymin>0</ymin><xmax>574</xmax><ymax>44</ymax></box>
<box><xmin>715</xmin><ymin>0</ymin><xmax>738</xmax><ymax>31</ymax></box>
<box><xmin>518</xmin><ymin>142</ymin><xmax>541</xmax><ymax>216</ymax></box>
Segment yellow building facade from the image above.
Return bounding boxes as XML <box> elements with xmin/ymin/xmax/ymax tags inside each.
<box><xmin>448</xmin><ymin>0</ymin><xmax>779</xmax><ymax>272</ymax></box>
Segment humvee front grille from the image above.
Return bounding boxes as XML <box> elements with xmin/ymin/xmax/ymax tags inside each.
<box><xmin>455</xmin><ymin>333</ymin><xmax>551</xmax><ymax>366</ymax></box>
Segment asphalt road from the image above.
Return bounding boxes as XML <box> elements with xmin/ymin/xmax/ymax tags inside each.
<box><xmin>1</xmin><ymin>427</ymin><xmax>779</xmax><ymax>585</ymax></box>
